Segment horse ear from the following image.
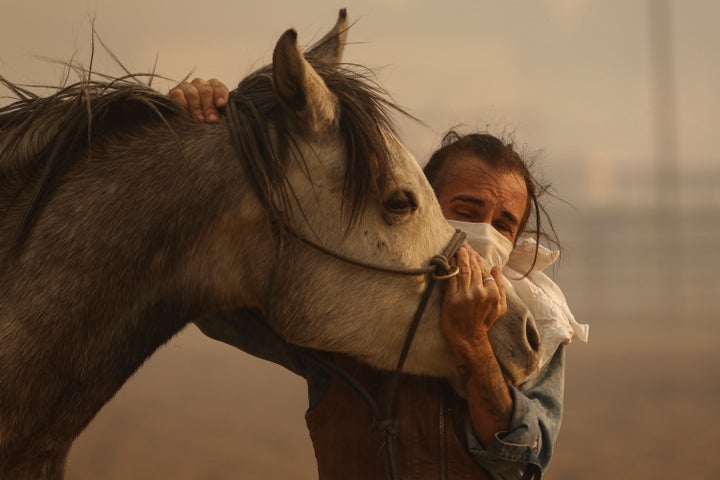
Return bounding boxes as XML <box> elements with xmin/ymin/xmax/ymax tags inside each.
<box><xmin>306</xmin><ymin>8</ymin><xmax>348</xmax><ymax>63</ymax></box>
<box><xmin>273</xmin><ymin>28</ymin><xmax>338</xmax><ymax>134</ymax></box>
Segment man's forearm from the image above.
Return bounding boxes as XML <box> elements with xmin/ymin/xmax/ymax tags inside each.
<box><xmin>452</xmin><ymin>335</ymin><xmax>513</xmax><ymax>446</ymax></box>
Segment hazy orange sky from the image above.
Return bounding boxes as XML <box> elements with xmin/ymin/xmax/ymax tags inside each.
<box><xmin>2</xmin><ymin>0</ymin><xmax>718</xmax><ymax>206</ymax></box>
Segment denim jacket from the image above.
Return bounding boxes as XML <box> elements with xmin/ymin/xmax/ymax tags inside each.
<box><xmin>467</xmin><ymin>345</ymin><xmax>565</xmax><ymax>478</ymax></box>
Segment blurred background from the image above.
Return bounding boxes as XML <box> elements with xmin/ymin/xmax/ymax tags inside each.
<box><xmin>2</xmin><ymin>0</ymin><xmax>718</xmax><ymax>478</ymax></box>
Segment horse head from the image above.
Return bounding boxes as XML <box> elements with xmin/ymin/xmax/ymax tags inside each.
<box><xmin>208</xmin><ymin>9</ymin><xmax>541</xmax><ymax>384</ymax></box>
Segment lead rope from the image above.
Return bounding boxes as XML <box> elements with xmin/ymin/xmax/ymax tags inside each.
<box><xmin>303</xmin><ymin>230</ymin><xmax>465</xmax><ymax>480</ymax></box>
<box><xmin>377</xmin><ymin>231</ymin><xmax>464</xmax><ymax>480</ymax></box>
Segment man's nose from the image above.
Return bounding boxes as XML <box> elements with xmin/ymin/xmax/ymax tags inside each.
<box><xmin>476</xmin><ymin>206</ymin><xmax>495</xmax><ymax>224</ymax></box>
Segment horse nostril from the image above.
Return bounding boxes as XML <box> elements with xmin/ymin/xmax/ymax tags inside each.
<box><xmin>526</xmin><ymin>321</ymin><xmax>541</xmax><ymax>353</ymax></box>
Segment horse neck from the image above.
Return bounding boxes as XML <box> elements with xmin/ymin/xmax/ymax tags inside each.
<box><xmin>12</xmin><ymin>116</ymin><xmax>267</xmax><ymax>302</ymax></box>
<box><xmin>0</xmin><ymin>118</ymin><xmax>272</xmax><ymax>456</ymax></box>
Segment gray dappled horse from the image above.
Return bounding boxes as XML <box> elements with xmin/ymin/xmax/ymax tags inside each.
<box><xmin>0</xmin><ymin>10</ymin><xmax>539</xmax><ymax>479</ymax></box>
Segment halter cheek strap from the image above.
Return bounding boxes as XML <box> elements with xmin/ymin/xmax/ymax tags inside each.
<box><xmin>284</xmin><ymin>223</ymin><xmax>463</xmax><ymax>277</ymax></box>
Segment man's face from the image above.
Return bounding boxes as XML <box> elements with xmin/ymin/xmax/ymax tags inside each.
<box><xmin>435</xmin><ymin>155</ymin><xmax>528</xmax><ymax>243</ymax></box>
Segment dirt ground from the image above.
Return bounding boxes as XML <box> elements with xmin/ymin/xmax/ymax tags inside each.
<box><xmin>548</xmin><ymin>338</ymin><xmax>720</xmax><ymax>479</ymax></box>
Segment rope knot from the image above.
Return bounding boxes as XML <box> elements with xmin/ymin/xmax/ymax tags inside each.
<box><xmin>430</xmin><ymin>254</ymin><xmax>450</xmax><ymax>271</ymax></box>
<box><xmin>430</xmin><ymin>254</ymin><xmax>459</xmax><ymax>280</ymax></box>
<box><xmin>372</xmin><ymin>418</ymin><xmax>400</xmax><ymax>438</ymax></box>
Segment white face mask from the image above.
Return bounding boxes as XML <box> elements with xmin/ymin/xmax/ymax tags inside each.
<box><xmin>446</xmin><ymin>220</ymin><xmax>513</xmax><ymax>268</ymax></box>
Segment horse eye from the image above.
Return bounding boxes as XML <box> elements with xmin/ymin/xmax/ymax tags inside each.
<box><xmin>384</xmin><ymin>190</ymin><xmax>418</xmax><ymax>215</ymax></box>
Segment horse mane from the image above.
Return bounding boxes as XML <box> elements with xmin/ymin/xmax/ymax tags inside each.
<box><xmin>0</xmin><ymin>75</ymin><xmax>190</xmax><ymax>251</ymax></box>
<box><xmin>0</xmin><ymin>75</ymin><xmax>187</xmax><ymax>173</ymax></box>
<box><xmin>0</xmin><ymin>55</ymin><xmax>406</xmax><ymax>254</ymax></box>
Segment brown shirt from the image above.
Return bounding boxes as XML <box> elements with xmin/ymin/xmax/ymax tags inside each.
<box><xmin>305</xmin><ymin>355</ymin><xmax>492</xmax><ymax>480</ymax></box>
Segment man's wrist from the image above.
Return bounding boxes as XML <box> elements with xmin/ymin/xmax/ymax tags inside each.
<box><xmin>448</xmin><ymin>330</ymin><xmax>495</xmax><ymax>367</ymax></box>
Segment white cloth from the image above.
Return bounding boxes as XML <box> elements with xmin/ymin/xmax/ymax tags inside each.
<box><xmin>502</xmin><ymin>237</ymin><xmax>589</xmax><ymax>373</ymax></box>
<box><xmin>447</xmin><ymin>220</ymin><xmax>513</xmax><ymax>269</ymax></box>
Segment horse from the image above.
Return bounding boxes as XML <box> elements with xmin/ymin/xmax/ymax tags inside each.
<box><xmin>0</xmin><ymin>10</ymin><xmax>540</xmax><ymax>479</ymax></box>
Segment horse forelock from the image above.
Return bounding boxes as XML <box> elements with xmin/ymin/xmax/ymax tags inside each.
<box><xmin>323</xmin><ymin>61</ymin><xmax>407</xmax><ymax>224</ymax></box>
<box><xmin>229</xmin><ymin>58</ymin><xmax>407</xmax><ymax>229</ymax></box>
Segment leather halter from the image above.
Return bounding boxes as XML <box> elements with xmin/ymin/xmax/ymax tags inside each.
<box><xmin>225</xmin><ymin>99</ymin><xmax>466</xmax><ymax>480</ymax></box>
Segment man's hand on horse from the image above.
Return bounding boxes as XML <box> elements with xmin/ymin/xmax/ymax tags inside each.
<box><xmin>169</xmin><ymin>78</ymin><xmax>229</xmax><ymax>122</ymax></box>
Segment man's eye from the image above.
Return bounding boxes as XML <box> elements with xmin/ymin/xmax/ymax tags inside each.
<box><xmin>493</xmin><ymin>222</ymin><xmax>506</xmax><ymax>230</ymax></box>
<box><xmin>493</xmin><ymin>222</ymin><xmax>512</xmax><ymax>233</ymax></box>
<box><xmin>493</xmin><ymin>223</ymin><xmax>516</xmax><ymax>242</ymax></box>
<box><xmin>454</xmin><ymin>209</ymin><xmax>476</xmax><ymax>220</ymax></box>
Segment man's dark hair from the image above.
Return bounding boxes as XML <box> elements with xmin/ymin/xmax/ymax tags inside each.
<box><xmin>424</xmin><ymin>129</ymin><xmax>560</xmax><ymax>272</ymax></box>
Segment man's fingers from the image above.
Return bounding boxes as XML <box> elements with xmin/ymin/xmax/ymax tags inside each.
<box><xmin>188</xmin><ymin>77</ymin><xmax>216</xmax><ymax>122</ymax></box>
<box><xmin>471</xmin><ymin>252</ymin><xmax>490</xmax><ymax>283</ymax></box>
<box><xmin>472</xmin><ymin>251</ymin><xmax>499</xmax><ymax>298</ymax></box>
<box><xmin>172</xmin><ymin>80</ymin><xmax>204</xmax><ymax>120</ymax></box>
<box><xmin>468</xmin><ymin>250</ymin><xmax>484</xmax><ymax>289</ymax></box>
<box><xmin>207</xmin><ymin>78</ymin><xmax>229</xmax><ymax>108</ymax></box>
<box><xmin>490</xmin><ymin>265</ymin><xmax>507</xmax><ymax>313</ymax></box>
<box><xmin>171</xmin><ymin>81</ymin><xmax>201</xmax><ymax>116</ymax></box>
<box><xmin>490</xmin><ymin>265</ymin><xmax>505</xmax><ymax>296</ymax></box>
<box><xmin>168</xmin><ymin>87</ymin><xmax>189</xmax><ymax>110</ymax></box>
<box><xmin>168</xmin><ymin>77</ymin><xmax>230</xmax><ymax>123</ymax></box>
<box><xmin>447</xmin><ymin>252</ymin><xmax>460</xmax><ymax>295</ymax></box>
<box><xmin>456</xmin><ymin>245</ymin><xmax>473</xmax><ymax>292</ymax></box>
<box><xmin>190</xmin><ymin>77</ymin><xmax>229</xmax><ymax>122</ymax></box>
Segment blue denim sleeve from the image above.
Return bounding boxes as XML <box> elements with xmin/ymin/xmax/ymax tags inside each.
<box><xmin>466</xmin><ymin>345</ymin><xmax>566</xmax><ymax>479</ymax></box>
